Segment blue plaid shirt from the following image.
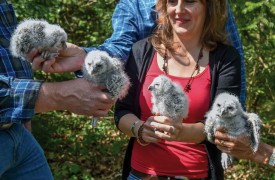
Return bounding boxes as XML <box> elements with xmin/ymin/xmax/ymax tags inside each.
<box><xmin>86</xmin><ymin>0</ymin><xmax>246</xmax><ymax>106</ymax></box>
<box><xmin>0</xmin><ymin>1</ymin><xmax>42</xmax><ymax>123</ymax></box>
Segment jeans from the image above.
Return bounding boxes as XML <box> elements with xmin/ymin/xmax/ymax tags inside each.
<box><xmin>0</xmin><ymin>123</ymin><xmax>53</xmax><ymax>180</ymax></box>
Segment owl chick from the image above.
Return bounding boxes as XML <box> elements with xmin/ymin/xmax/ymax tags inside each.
<box><xmin>204</xmin><ymin>92</ymin><xmax>262</xmax><ymax>169</ymax></box>
<box><xmin>148</xmin><ymin>75</ymin><xmax>189</xmax><ymax>122</ymax></box>
<box><xmin>82</xmin><ymin>50</ymin><xmax>131</xmax><ymax>126</ymax></box>
<box><xmin>10</xmin><ymin>19</ymin><xmax>67</xmax><ymax>60</ymax></box>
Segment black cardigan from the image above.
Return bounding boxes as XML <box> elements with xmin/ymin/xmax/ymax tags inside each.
<box><xmin>114</xmin><ymin>38</ymin><xmax>241</xmax><ymax>180</ymax></box>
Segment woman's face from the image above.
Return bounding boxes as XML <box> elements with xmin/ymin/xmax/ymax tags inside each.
<box><xmin>167</xmin><ymin>0</ymin><xmax>206</xmax><ymax>40</ymax></box>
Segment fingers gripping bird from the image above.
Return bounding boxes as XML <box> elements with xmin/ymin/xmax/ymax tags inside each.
<box><xmin>204</xmin><ymin>92</ymin><xmax>262</xmax><ymax>169</ymax></box>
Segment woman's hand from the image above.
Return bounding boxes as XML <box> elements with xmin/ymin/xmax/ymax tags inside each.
<box><xmin>139</xmin><ymin>118</ymin><xmax>162</xmax><ymax>144</ymax></box>
<box><xmin>215</xmin><ymin>128</ymin><xmax>254</xmax><ymax>160</ymax></box>
<box><xmin>147</xmin><ymin>115</ymin><xmax>183</xmax><ymax>142</ymax></box>
<box><xmin>147</xmin><ymin>114</ymin><xmax>206</xmax><ymax>143</ymax></box>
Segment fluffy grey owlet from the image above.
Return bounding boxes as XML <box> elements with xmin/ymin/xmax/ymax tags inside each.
<box><xmin>10</xmin><ymin>19</ymin><xmax>67</xmax><ymax>60</ymax></box>
<box><xmin>148</xmin><ymin>75</ymin><xmax>189</xmax><ymax>122</ymax></box>
<box><xmin>204</xmin><ymin>92</ymin><xmax>262</xmax><ymax>169</ymax></box>
<box><xmin>82</xmin><ymin>50</ymin><xmax>131</xmax><ymax>127</ymax></box>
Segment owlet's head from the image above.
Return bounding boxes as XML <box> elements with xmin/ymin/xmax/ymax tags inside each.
<box><xmin>213</xmin><ymin>93</ymin><xmax>242</xmax><ymax>118</ymax></box>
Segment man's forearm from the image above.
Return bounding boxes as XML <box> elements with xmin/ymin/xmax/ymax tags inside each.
<box><xmin>34</xmin><ymin>78</ymin><xmax>114</xmax><ymax>117</ymax></box>
<box><xmin>252</xmin><ymin>142</ymin><xmax>274</xmax><ymax>167</ymax></box>
<box><xmin>35</xmin><ymin>80</ymin><xmax>81</xmax><ymax>113</ymax></box>
<box><xmin>35</xmin><ymin>82</ymin><xmax>59</xmax><ymax>113</ymax></box>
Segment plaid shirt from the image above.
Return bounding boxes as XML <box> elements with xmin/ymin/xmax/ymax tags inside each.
<box><xmin>86</xmin><ymin>0</ymin><xmax>246</xmax><ymax>106</ymax></box>
<box><xmin>0</xmin><ymin>1</ymin><xmax>42</xmax><ymax>123</ymax></box>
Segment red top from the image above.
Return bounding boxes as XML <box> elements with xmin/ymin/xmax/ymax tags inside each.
<box><xmin>131</xmin><ymin>52</ymin><xmax>211</xmax><ymax>178</ymax></box>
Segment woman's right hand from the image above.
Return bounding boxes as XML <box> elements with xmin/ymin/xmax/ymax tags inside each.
<box><xmin>139</xmin><ymin>117</ymin><xmax>162</xmax><ymax>144</ymax></box>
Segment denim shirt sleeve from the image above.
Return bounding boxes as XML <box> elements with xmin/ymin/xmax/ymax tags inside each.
<box><xmin>226</xmin><ymin>3</ymin><xmax>247</xmax><ymax>107</ymax></box>
<box><xmin>86</xmin><ymin>0</ymin><xmax>156</xmax><ymax>62</ymax></box>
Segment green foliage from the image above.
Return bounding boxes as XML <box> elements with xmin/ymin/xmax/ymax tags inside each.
<box><xmin>32</xmin><ymin>112</ymin><xmax>127</xmax><ymax>179</ymax></box>
<box><xmin>231</xmin><ymin>0</ymin><xmax>275</xmax><ymax>120</ymax></box>
<box><xmin>226</xmin><ymin>0</ymin><xmax>275</xmax><ymax>179</ymax></box>
<box><xmin>11</xmin><ymin>0</ymin><xmax>274</xmax><ymax>179</ymax></box>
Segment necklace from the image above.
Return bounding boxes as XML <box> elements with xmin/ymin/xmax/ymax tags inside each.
<box><xmin>162</xmin><ymin>46</ymin><xmax>204</xmax><ymax>92</ymax></box>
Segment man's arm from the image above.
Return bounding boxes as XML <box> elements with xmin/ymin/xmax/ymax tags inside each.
<box><xmin>90</xmin><ymin>0</ymin><xmax>156</xmax><ymax>62</ymax></box>
<box><xmin>0</xmin><ymin>75</ymin><xmax>114</xmax><ymax>123</ymax></box>
<box><xmin>215</xmin><ymin>129</ymin><xmax>275</xmax><ymax>168</ymax></box>
<box><xmin>252</xmin><ymin>142</ymin><xmax>275</xmax><ymax>167</ymax></box>
<box><xmin>35</xmin><ymin>78</ymin><xmax>114</xmax><ymax>116</ymax></box>
<box><xmin>0</xmin><ymin>75</ymin><xmax>42</xmax><ymax>123</ymax></box>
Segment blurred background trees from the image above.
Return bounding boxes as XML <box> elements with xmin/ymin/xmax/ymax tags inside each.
<box><xmin>12</xmin><ymin>0</ymin><xmax>274</xmax><ymax>179</ymax></box>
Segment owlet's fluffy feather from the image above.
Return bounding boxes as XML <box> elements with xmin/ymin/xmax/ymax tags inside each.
<box><xmin>82</xmin><ymin>50</ymin><xmax>130</xmax><ymax>100</ymax></box>
<box><xmin>204</xmin><ymin>92</ymin><xmax>262</xmax><ymax>169</ymax></box>
<box><xmin>10</xmin><ymin>19</ymin><xmax>67</xmax><ymax>59</ymax></box>
<box><xmin>148</xmin><ymin>75</ymin><xmax>189</xmax><ymax>122</ymax></box>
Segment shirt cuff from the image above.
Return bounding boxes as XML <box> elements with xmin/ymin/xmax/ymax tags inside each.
<box><xmin>0</xmin><ymin>78</ymin><xmax>43</xmax><ymax>123</ymax></box>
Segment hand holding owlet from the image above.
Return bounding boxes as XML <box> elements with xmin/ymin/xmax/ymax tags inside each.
<box><xmin>148</xmin><ymin>75</ymin><xmax>189</xmax><ymax>122</ymax></box>
<box><xmin>82</xmin><ymin>50</ymin><xmax>131</xmax><ymax>127</ymax></box>
<box><xmin>10</xmin><ymin>19</ymin><xmax>67</xmax><ymax>60</ymax></box>
<box><xmin>204</xmin><ymin>92</ymin><xmax>262</xmax><ymax>169</ymax></box>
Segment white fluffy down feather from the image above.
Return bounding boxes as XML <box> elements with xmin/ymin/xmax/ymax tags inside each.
<box><xmin>10</xmin><ymin>19</ymin><xmax>67</xmax><ymax>59</ymax></box>
<box><xmin>148</xmin><ymin>75</ymin><xmax>189</xmax><ymax>122</ymax></box>
<box><xmin>82</xmin><ymin>50</ymin><xmax>130</xmax><ymax>100</ymax></box>
<box><xmin>204</xmin><ymin>92</ymin><xmax>262</xmax><ymax>169</ymax></box>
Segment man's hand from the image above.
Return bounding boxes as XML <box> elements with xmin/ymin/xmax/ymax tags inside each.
<box><xmin>26</xmin><ymin>42</ymin><xmax>86</xmax><ymax>73</ymax></box>
<box><xmin>215</xmin><ymin>128</ymin><xmax>254</xmax><ymax>160</ymax></box>
<box><xmin>35</xmin><ymin>78</ymin><xmax>115</xmax><ymax>117</ymax></box>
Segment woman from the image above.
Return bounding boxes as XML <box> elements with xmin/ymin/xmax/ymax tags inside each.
<box><xmin>114</xmin><ymin>0</ymin><xmax>241</xmax><ymax>179</ymax></box>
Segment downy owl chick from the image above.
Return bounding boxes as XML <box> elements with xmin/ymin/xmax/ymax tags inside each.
<box><xmin>148</xmin><ymin>75</ymin><xmax>189</xmax><ymax>122</ymax></box>
<box><xmin>82</xmin><ymin>50</ymin><xmax>130</xmax><ymax>100</ymax></box>
<box><xmin>82</xmin><ymin>50</ymin><xmax>131</xmax><ymax>127</ymax></box>
<box><xmin>204</xmin><ymin>92</ymin><xmax>262</xmax><ymax>169</ymax></box>
<box><xmin>10</xmin><ymin>19</ymin><xmax>67</xmax><ymax>59</ymax></box>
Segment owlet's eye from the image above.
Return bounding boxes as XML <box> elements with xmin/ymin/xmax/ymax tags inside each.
<box><xmin>96</xmin><ymin>64</ymin><xmax>103</xmax><ymax>69</ymax></box>
<box><xmin>228</xmin><ymin>106</ymin><xmax>233</xmax><ymax>111</ymax></box>
<box><xmin>154</xmin><ymin>83</ymin><xmax>160</xmax><ymax>88</ymax></box>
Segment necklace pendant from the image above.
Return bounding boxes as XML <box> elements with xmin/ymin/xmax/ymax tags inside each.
<box><xmin>185</xmin><ymin>84</ymin><xmax>191</xmax><ymax>92</ymax></box>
